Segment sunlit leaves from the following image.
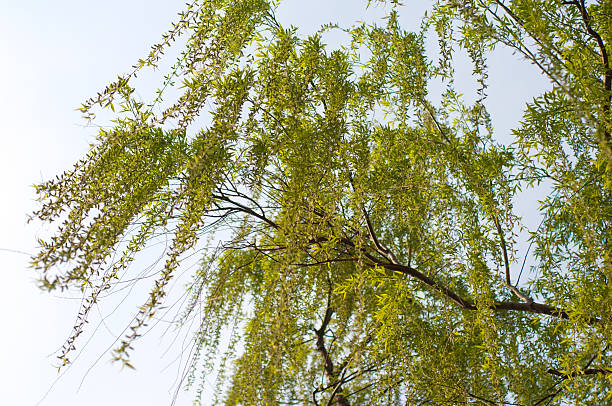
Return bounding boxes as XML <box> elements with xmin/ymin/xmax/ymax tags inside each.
<box><xmin>31</xmin><ymin>0</ymin><xmax>611</xmax><ymax>404</ymax></box>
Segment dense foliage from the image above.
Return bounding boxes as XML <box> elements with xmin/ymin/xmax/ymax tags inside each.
<box><xmin>31</xmin><ymin>0</ymin><xmax>611</xmax><ymax>404</ymax></box>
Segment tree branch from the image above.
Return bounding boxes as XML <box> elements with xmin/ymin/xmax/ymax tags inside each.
<box><xmin>362</xmin><ymin>207</ymin><xmax>399</xmax><ymax>265</ymax></box>
<box><xmin>217</xmin><ymin>191</ymin><xmax>598</xmax><ymax>323</ymax></box>
<box><xmin>211</xmin><ymin>193</ymin><xmax>279</xmax><ymax>229</ymax></box>
<box><xmin>572</xmin><ymin>0</ymin><xmax>611</xmax><ymax>144</ymax></box>
<box><xmin>494</xmin><ymin>0</ymin><xmax>610</xmax><ymax>145</ymax></box>
<box><xmin>314</xmin><ymin>290</ymin><xmax>350</xmax><ymax>406</ymax></box>
<box><xmin>547</xmin><ymin>367</ymin><xmax>612</xmax><ymax>379</ymax></box>
<box><xmin>492</xmin><ymin>214</ymin><xmax>533</xmax><ymax>303</ymax></box>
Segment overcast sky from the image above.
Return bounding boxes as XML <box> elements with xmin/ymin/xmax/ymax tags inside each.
<box><xmin>0</xmin><ymin>1</ymin><xmax>549</xmax><ymax>405</ymax></box>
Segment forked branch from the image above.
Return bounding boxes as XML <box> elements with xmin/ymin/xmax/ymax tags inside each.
<box><xmin>492</xmin><ymin>214</ymin><xmax>533</xmax><ymax>303</ymax></box>
<box><xmin>215</xmin><ymin>192</ymin><xmax>597</xmax><ymax>323</ymax></box>
<box><xmin>313</xmin><ymin>289</ymin><xmax>351</xmax><ymax>406</ymax></box>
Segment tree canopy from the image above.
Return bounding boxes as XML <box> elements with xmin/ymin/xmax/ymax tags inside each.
<box><xmin>31</xmin><ymin>0</ymin><xmax>611</xmax><ymax>404</ymax></box>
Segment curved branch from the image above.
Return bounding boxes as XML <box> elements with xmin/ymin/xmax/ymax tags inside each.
<box><xmin>362</xmin><ymin>207</ymin><xmax>399</xmax><ymax>265</ymax></box>
<box><xmin>561</xmin><ymin>0</ymin><xmax>611</xmax><ymax>146</ymax></box>
<box><xmin>314</xmin><ymin>289</ymin><xmax>350</xmax><ymax>406</ymax></box>
<box><xmin>492</xmin><ymin>214</ymin><xmax>533</xmax><ymax>303</ymax></box>
<box><xmin>217</xmin><ymin>192</ymin><xmax>599</xmax><ymax>323</ymax></box>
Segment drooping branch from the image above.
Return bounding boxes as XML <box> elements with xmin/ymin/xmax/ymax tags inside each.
<box><xmin>210</xmin><ymin>186</ymin><xmax>596</xmax><ymax>323</ymax></box>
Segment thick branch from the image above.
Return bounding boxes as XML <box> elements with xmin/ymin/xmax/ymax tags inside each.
<box><xmin>314</xmin><ymin>302</ymin><xmax>350</xmax><ymax>406</ymax></box>
<box><xmin>381</xmin><ymin>262</ymin><xmax>476</xmax><ymax>310</ymax></box>
<box><xmin>214</xmin><ymin>191</ymin><xmax>595</xmax><ymax>323</ymax></box>
<box><xmin>570</xmin><ymin>0</ymin><xmax>610</xmax><ymax>75</ymax></box>
<box><xmin>547</xmin><ymin>367</ymin><xmax>612</xmax><ymax>379</ymax></box>
<box><xmin>381</xmin><ymin>261</ymin><xmax>586</xmax><ymax>320</ymax></box>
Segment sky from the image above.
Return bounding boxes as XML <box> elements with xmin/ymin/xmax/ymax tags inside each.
<box><xmin>0</xmin><ymin>1</ymin><xmax>550</xmax><ymax>405</ymax></box>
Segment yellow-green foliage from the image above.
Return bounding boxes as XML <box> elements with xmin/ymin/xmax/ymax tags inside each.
<box><xmin>32</xmin><ymin>0</ymin><xmax>610</xmax><ymax>404</ymax></box>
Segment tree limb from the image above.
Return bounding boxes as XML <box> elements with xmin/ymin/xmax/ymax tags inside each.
<box><xmin>362</xmin><ymin>206</ymin><xmax>399</xmax><ymax>265</ymax></box>
<box><xmin>214</xmin><ymin>190</ymin><xmax>598</xmax><ymax>323</ymax></box>
<box><xmin>492</xmin><ymin>214</ymin><xmax>533</xmax><ymax>303</ymax></box>
<box><xmin>547</xmin><ymin>367</ymin><xmax>612</xmax><ymax>379</ymax></box>
<box><xmin>314</xmin><ymin>287</ymin><xmax>350</xmax><ymax>406</ymax></box>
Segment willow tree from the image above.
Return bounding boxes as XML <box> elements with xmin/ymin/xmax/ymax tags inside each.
<box><xmin>31</xmin><ymin>0</ymin><xmax>610</xmax><ymax>404</ymax></box>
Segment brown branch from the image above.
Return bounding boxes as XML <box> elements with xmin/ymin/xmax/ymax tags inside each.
<box><xmin>492</xmin><ymin>214</ymin><xmax>533</xmax><ymax>303</ymax></box>
<box><xmin>495</xmin><ymin>0</ymin><xmax>610</xmax><ymax>146</ymax></box>
<box><xmin>211</xmin><ymin>194</ymin><xmax>279</xmax><ymax>229</ymax></box>
<box><xmin>314</xmin><ymin>293</ymin><xmax>350</xmax><ymax>406</ymax></box>
<box><xmin>563</xmin><ymin>0</ymin><xmax>610</xmax><ymax>74</ymax></box>
<box><xmin>302</xmin><ymin>231</ymin><xmax>583</xmax><ymax>322</ymax></box>
<box><xmin>574</xmin><ymin>0</ymin><xmax>611</xmax><ymax>144</ymax></box>
<box><xmin>318</xmin><ymin>362</ymin><xmax>378</xmax><ymax>394</ymax></box>
<box><xmin>422</xmin><ymin>100</ymin><xmax>451</xmax><ymax>144</ymax></box>
<box><xmin>214</xmin><ymin>190</ymin><xmax>598</xmax><ymax>323</ymax></box>
<box><xmin>406</xmin><ymin>98</ymin><xmax>599</xmax><ymax>322</ymax></box>
<box><xmin>547</xmin><ymin>367</ymin><xmax>612</xmax><ymax>379</ymax></box>
<box><xmin>533</xmin><ymin>383</ymin><xmax>565</xmax><ymax>406</ymax></box>
<box><xmin>362</xmin><ymin>207</ymin><xmax>399</xmax><ymax>265</ymax></box>
<box><xmin>381</xmin><ymin>260</ymin><xmax>593</xmax><ymax>320</ymax></box>
<box><xmin>535</xmin><ymin>345</ymin><xmax>610</xmax><ymax>404</ymax></box>
<box><xmin>561</xmin><ymin>0</ymin><xmax>611</xmax><ymax>146</ymax></box>
<box><xmin>586</xmin><ymin>344</ymin><xmax>609</xmax><ymax>369</ymax></box>
<box><xmin>381</xmin><ymin>262</ymin><xmax>477</xmax><ymax>310</ymax></box>
<box><xmin>347</xmin><ymin>174</ymin><xmax>400</xmax><ymax>266</ymax></box>
<box><xmin>325</xmin><ymin>369</ymin><xmax>349</xmax><ymax>406</ymax></box>
<box><xmin>315</xmin><ymin>306</ymin><xmax>335</xmax><ymax>380</ymax></box>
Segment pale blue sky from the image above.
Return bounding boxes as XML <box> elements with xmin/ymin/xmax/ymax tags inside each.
<box><xmin>0</xmin><ymin>1</ymin><xmax>549</xmax><ymax>405</ymax></box>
